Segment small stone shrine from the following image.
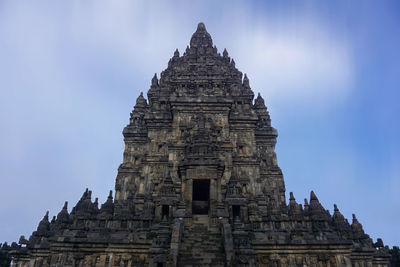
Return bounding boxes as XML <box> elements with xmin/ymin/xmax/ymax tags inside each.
<box><xmin>8</xmin><ymin>23</ymin><xmax>391</xmax><ymax>267</ymax></box>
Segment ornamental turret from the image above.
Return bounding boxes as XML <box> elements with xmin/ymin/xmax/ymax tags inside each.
<box><xmin>100</xmin><ymin>190</ymin><xmax>115</xmax><ymax>216</ymax></box>
<box><xmin>56</xmin><ymin>201</ymin><xmax>69</xmax><ymax>224</ymax></box>
<box><xmin>190</xmin><ymin>22</ymin><xmax>213</xmax><ymax>49</ymax></box>
<box><xmin>36</xmin><ymin>211</ymin><xmax>50</xmax><ymax>233</ymax></box>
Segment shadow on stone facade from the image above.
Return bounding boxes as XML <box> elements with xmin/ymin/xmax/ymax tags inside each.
<box><xmin>2</xmin><ymin>23</ymin><xmax>396</xmax><ymax>267</ymax></box>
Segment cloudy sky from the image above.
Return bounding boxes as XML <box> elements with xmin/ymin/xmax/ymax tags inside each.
<box><xmin>0</xmin><ymin>1</ymin><xmax>399</xmax><ymax>246</ymax></box>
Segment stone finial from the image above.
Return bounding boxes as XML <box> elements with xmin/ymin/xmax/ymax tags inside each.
<box><xmin>18</xmin><ymin>235</ymin><xmax>28</xmax><ymax>245</ymax></box>
<box><xmin>100</xmin><ymin>190</ymin><xmax>114</xmax><ymax>214</ymax></box>
<box><xmin>303</xmin><ymin>198</ymin><xmax>309</xmax><ymax>212</ymax></box>
<box><xmin>197</xmin><ymin>22</ymin><xmax>206</xmax><ymax>30</ymax></box>
<box><xmin>332</xmin><ymin>203</ymin><xmax>347</xmax><ymax>225</ymax></box>
<box><xmin>80</xmin><ymin>188</ymin><xmax>88</xmax><ymax>201</ymax></box>
<box><xmin>213</xmin><ymin>45</ymin><xmax>218</xmax><ymax>54</ymax></box>
<box><xmin>310</xmin><ymin>191</ymin><xmax>318</xmax><ymax>201</ymax></box>
<box><xmin>37</xmin><ymin>211</ymin><xmax>50</xmax><ymax>232</ymax></box>
<box><xmin>243</xmin><ymin>74</ymin><xmax>250</xmax><ymax>87</ymax></box>
<box><xmin>72</xmin><ymin>188</ymin><xmax>95</xmax><ymax>215</ymax></box>
<box><xmin>82</xmin><ymin>188</ymin><xmax>89</xmax><ymax>198</ymax></box>
<box><xmin>351</xmin><ymin>214</ymin><xmax>364</xmax><ymax>232</ymax></box>
<box><xmin>135</xmin><ymin>92</ymin><xmax>147</xmax><ymax>107</ymax></box>
<box><xmin>309</xmin><ymin>191</ymin><xmax>327</xmax><ymax>216</ymax></box>
<box><xmin>223</xmin><ymin>48</ymin><xmax>228</xmax><ymax>58</ymax></box>
<box><xmin>288</xmin><ymin>192</ymin><xmax>302</xmax><ymax>215</ymax></box>
<box><xmin>79</xmin><ymin>188</ymin><xmax>89</xmax><ymax>200</ymax></box>
<box><xmin>374</xmin><ymin>238</ymin><xmax>384</xmax><ymax>248</ymax></box>
<box><xmin>174</xmin><ymin>48</ymin><xmax>179</xmax><ymax>58</ymax></box>
<box><xmin>231</xmin><ymin>59</ymin><xmax>235</xmax><ymax>67</ymax></box>
<box><xmin>57</xmin><ymin>201</ymin><xmax>70</xmax><ymax>223</ymax></box>
<box><xmin>129</xmin><ymin>92</ymin><xmax>148</xmax><ymax>122</ymax></box>
<box><xmin>254</xmin><ymin>93</ymin><xmax>266</xmax><ymax>109</ymax></box>
<box><xmin>151</xmin><ymin>73</ymin><xmax>159</xmax><ymax>87</ymax></box>
<box><xmin>190</xmin><ymin>22</ymin><xmax>213</xmax><ymax>48</ymax></box>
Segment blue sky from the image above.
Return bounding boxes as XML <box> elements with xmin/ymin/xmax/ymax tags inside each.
<box><xmin>0</xmin><ymin>1</ymin><xmax>399</xmax><ymax>246</ymax></box>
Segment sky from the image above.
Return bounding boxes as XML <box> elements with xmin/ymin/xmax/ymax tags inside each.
<box><xmin>0</xmin><ymin>0</ymin><xmax>399</xmax><ymax>247</ymax></box>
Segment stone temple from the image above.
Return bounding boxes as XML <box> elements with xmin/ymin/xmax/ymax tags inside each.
<box><xmin>7</xmin><ymin>23</ymin><xmax>392</xmax><ymax>267</ymax></box>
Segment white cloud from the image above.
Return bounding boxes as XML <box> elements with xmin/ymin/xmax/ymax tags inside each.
<box><xmin>212</xmin><ymin>14</ymin><xmax>354</xmax><ymax>108</ymax></box>
<box><xmin>45</xmin><ymin>0</ymin><xmax>355</xmax><ymax>106</ymax></box>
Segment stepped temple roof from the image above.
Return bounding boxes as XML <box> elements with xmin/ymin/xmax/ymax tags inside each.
<box><xmin>4</xmin><ymin>23</ymin><xmax>392</xmax><ymax>267</ymax></box>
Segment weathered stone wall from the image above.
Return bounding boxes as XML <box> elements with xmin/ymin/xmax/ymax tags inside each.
<box><xmin>9</xmin><ymin>23</ymin><xmax>391</xmax><ymax>267</ymax></box>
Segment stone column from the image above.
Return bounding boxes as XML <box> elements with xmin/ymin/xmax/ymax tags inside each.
<box><xmin>185</xmin><ymin>178</ymin><xmax>193</xmax><ymax>215</ymax></box>
<box><xmin>210</xmin><ymin>178</ymin><xmax>217</xmax><ymax>208</ymax></box>
<box><xmin>155</xmin><ymin>204</ymin><xmax>161</xmax><ymax>221</ymax></box>
<box><xmin>217</xmin><ymin>177</ymin><xmax>222</xmax><ymax>203</ymax></box>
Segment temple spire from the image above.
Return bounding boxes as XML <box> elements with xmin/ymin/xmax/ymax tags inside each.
<box><xmin>135</xmin><ymin>92</ymin><xmax>147</xmax><ymax>108</ymax></box>
<box><xmin>56</xmin><ymin>201</ymin><xmax>69</xmax><ymax>223</ymax></box>
<box><xmin>223</xmin><ymin>48</ymin><xmax>228</xmax><ymax>58</ymax></box>
<box><xmin>62</xmin><ymin>201</ymin><xmax>68</xmax><ymax>210</ymax></box>
<box><xmin>289</xmin><ymin>192</ymin><xmax>296</xmax><ymax>202</ymax></box>
<box><xmin>310</xmin><ymin>190</ymin><xmax>318</xmax><ymax>201</ymax></box>
<box><xmin>332</xmin><ymin>204</ymin><xmax>347</xmax><ymax>224</ymax></box>
<box><xmin>151</xmin><ymin>73</ymin><xmax>159</xmax><ymax>87</ymax></box>
<box><xmin>174</xmin><ymin>49</ymin><xmax>179</xmax><ymax>58</ymax></box>
<box><xmin>288</xmin><ymin>192</ymin><xmax>302</xmax><ymax>215</ymax></box>
<box><xmin>254</xmin><ymin>93</ymin><xmax>266</xmax><ymax>109</ymax></box>
<box><xmin>351</xmin><ymin>214</ymin><xmax>365</xmax><ymax>233</ymax></box>
<box><xmin>309</xmin><ymin>190</ymin><xmax>322</xmax><ymax>210</ymax></box>
<box><xmin>190</xmin><ymin>22</ymin><xmax>213</xmax><ymax>48</ymax></box>
<box><xmin>100</xmin><ymin>190</ymin><xmax>114</xmax><ymax>215</ymax></box>
<box><xmin>243</xmin><ymin>74</ymin><xmax>250</xmax><ymax>87</ymax></box>
<box><xmin>36</xmin><ymin>211</ymin><xmax>50</xmax><ymax>233</ymax></box>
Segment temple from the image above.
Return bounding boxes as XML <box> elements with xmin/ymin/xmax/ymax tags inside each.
<box><xmin>7</xmin><ymin>23</ymin><xmax>393</xmax><ymax>267</ymax></box>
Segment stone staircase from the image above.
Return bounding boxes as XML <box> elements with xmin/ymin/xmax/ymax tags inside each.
<box><xmin>178</xmin><ymin>215</ymin><xmax>226</xmax><ymax>267</ymax></box>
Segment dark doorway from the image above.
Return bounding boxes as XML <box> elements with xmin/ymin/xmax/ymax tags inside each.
<box><xmin>162</xmin><ymin>205</ymin><xmax>169</xmax><ymax>219</ymax></box>
<box><xmin>232</xmin><ymin>205</ymin><xmax>240</xmax><ymax>219</ymax></box>
<box><xmin>192</xmin><ymin>179</ymin><xmax>210</xmax><ymax>214</ymax></box>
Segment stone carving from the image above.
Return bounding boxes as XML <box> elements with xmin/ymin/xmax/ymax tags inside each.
<box><xmin>3</xmin><ymin>22</ymin><xmax>393</xmax><ymax>267</ymax></box>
